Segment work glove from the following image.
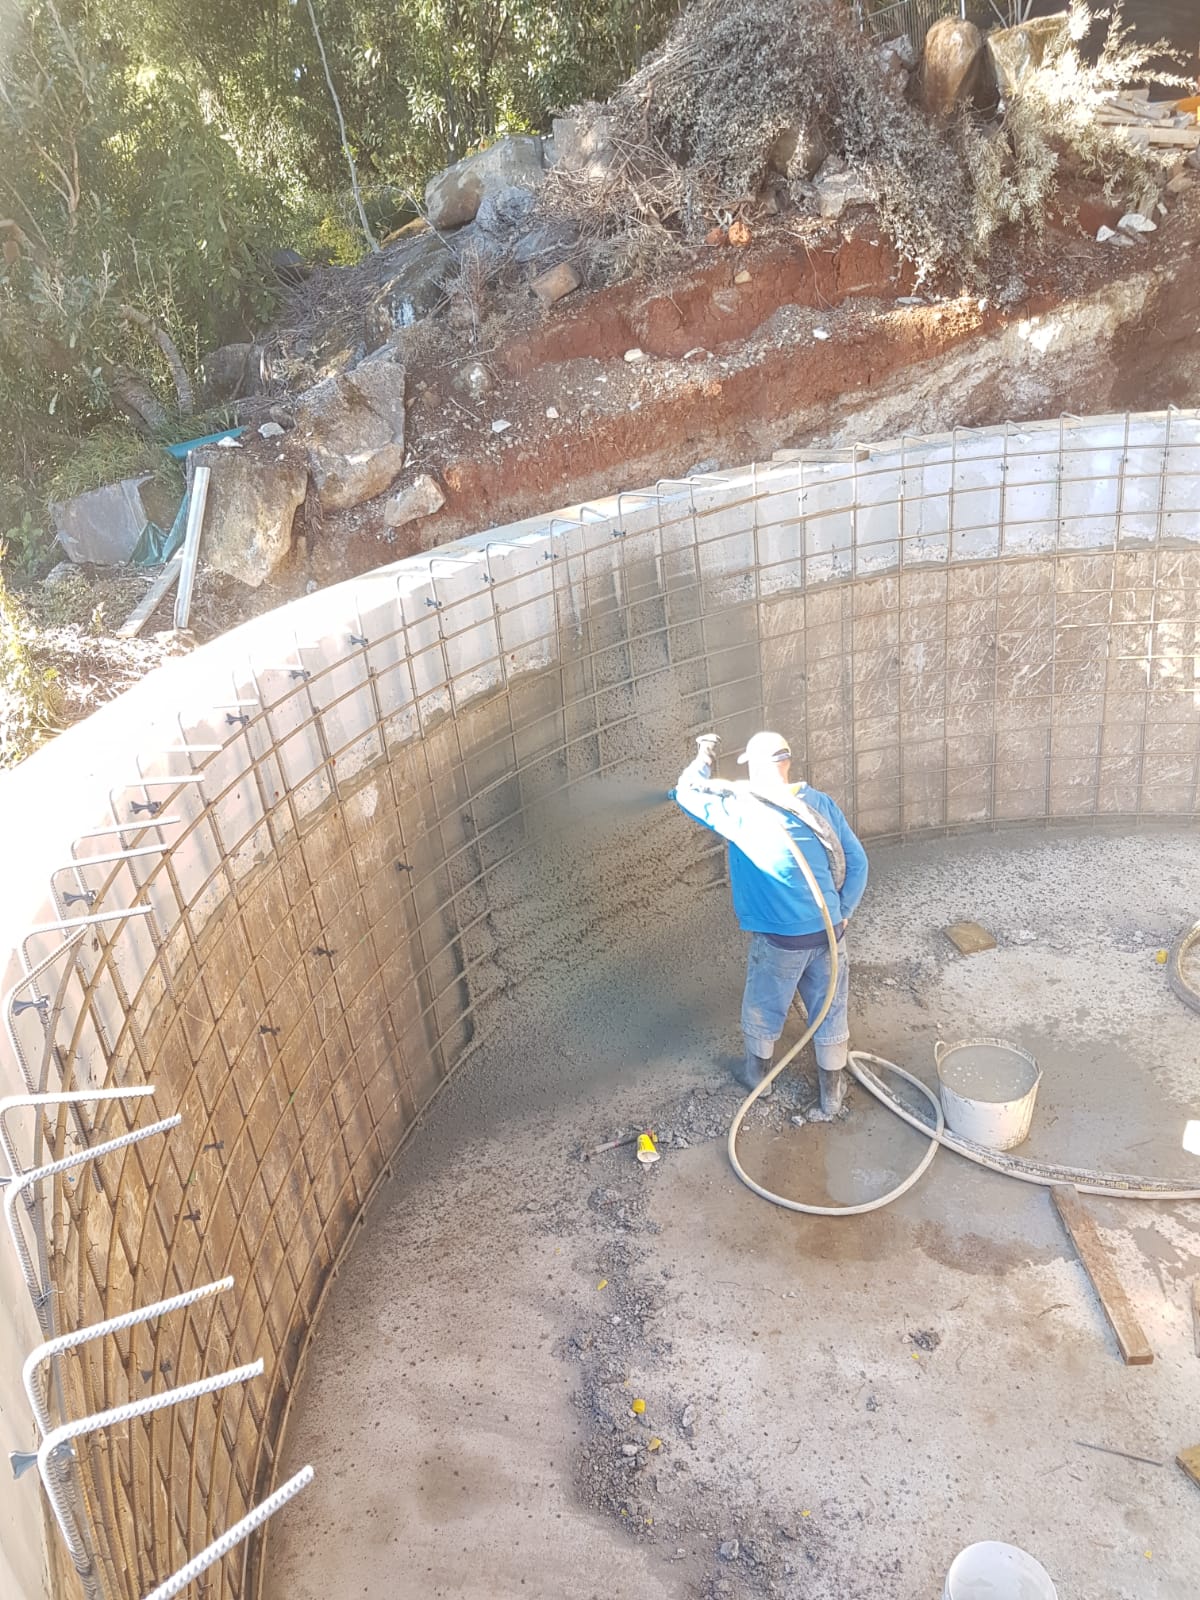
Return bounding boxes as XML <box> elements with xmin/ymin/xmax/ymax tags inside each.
<box><xmin>693</xmin><ymin>732</ymin><xmax>720</xmax><ymax>781</ymax></box>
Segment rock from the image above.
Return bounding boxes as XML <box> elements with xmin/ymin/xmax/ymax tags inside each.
<box><xmin>1167</xmin><ymin>173</ymin><xmax>1195</xmax><ymax>196</ymax></box>
<box><xmin>728</xmin><ymin>219</ymin><xmax>751</xmax><ymax>247</ymax></box>
<box><xmin>718</xmin><ymin>1539</ymin><xmax>740</xmax><ymax>1561</ymax></box>
<box><xmin>198</xmin><ymin>342</ymin><xmax>262</xmax><ymax>406</ymax></box>
<box><xmin>424</xmin><ymin>135</ymin><xmax>545</xmax><ymax>230</ymax></box>
<box><xmin>768</xmin><ymin>123</ymin><xmax>827</xmax><ymax>179</ymax></box>
<box><xmin>491</xmin><ymin>418</ymin><xmax>511</xmax><ymax>434</ymax></box>
<box><xmin>734</xmin><ymin>269</ymin><xmax>751</xmax><ymax>284</ymax></box>
<box><xmin>294</xmin><ymin>361</ymin><xmax>407</xmax><ymax>511</ymax></box>
<box><xmin>258</xmin><ymin>421</ymin><xmax>285</xmax><ymax>439</ymax></box>
<box><xmin>813</xmin><ymin>158</ymin><xmax>871</xmax><ymax>219</ymax></box>
<box><xmin>365</xmin><ymin>233</ymin><xmax>454</xmax><ymax>348</ymax></box>
<box><xmin>624</xmin><ymin>347</ymin><xmax>646</xmax><ymax>363</ymax></box>
<box><xmin>1118</xmin><ymin>211</ymin><xmax>1156</xmax><ymax>236</ymax></box>
<box><xmin>383</xmin><ymin>473</ymin><xmax>445</xmax><ymax>530</ymax></box>
<box><xmin>269</xmin><ymin>247</ymin><xmax>310</xmax><ymax>286</ymax></box>
<box><xmin>705</xmin><ymin>225</ymin><xmax>728</xmax><ymax>246</ymax></box>
<box><xmin>512</xmin><ymin>218</ymin><xmax>579</xmax><ymax>264</ymax></box>
<box><xmin>198</xmin><ymin>450</ymin><xmax>308</xmax><ymax>587</ymax></box>
<box><xmin>476</xmin><ymin>183</ymin><xmax>538</xmax><ymax>236</ymax></box>
<box><xmin>620</xmin><ymin>1443</ymin><xmax>640</xmax><ymax>1457</ymax></box>
<box><xmin>920</xmin><ymin>18</ymin><xmax>991</xmax><ymax>121</ymax></box>
<box><xmin>532</xmin><ymin>262</ymin><xmax>581</xmax><ymax>309</ymax></box>
<box><xmin>550</xmin><ymin>113</ymin><xmax>614</xmax><ymax>178</ymax></box>
<box><xmin>988</xmin><ymin>14</ymin><xmax>1070</xmax><ymax>98</ymax></box>
<box><xmin>877</xmin><ymin>34</ymin><xmax>913</xmax><ymax>96</ymax></box>
<box><xmin>454</xmin><ymin>361</ymin><xmax>493</xmax><ymax>401</ymax></box>
<box><xmin>882</xmin><ymin>32</ymin><xmax>918</xmax><ymax>71</ymax></box>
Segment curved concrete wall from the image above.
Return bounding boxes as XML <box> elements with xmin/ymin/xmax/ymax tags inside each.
<box><xmin>1</xmin><ymin>411</ymin><xmax>1197</xmax><ymax>1600</ymax></box>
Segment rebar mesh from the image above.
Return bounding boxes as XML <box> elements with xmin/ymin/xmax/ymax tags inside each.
<box><xmin>1</xmin><ymin>411</ymin><xmax>1197</xmax><ymax>1600</ymax></box>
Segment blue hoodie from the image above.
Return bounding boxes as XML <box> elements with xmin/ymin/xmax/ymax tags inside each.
<box><xmin>672</xmin><ymin>752</ymin><xmax>868</xmax><ymax>936</ymax></box>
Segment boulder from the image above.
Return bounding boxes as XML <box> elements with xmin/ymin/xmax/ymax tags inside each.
<box><xmin>294</xmin><ymin>360</ymin><xmax>407</xmax><ymax>512</ymax></box>
<box><xmin>198</xmin><ymin>342</ymin><xmax>263</xmax><ymax>406</ymax></box>
<box><xmin>476</xmin><ymin>183</ymin><xmax>539</xmax><ymax>236</ymax></box>
<box><xmin>513</xmin><ymin>218</ymin><xmax>580</xmax><ymax>264</ymax></box>
<box><xmin>424</xmin><ymin>135</ymin><xmax>545</xmax><ymax>230</ymax></box>
<box><xmin>882</xmin><ymin>32</ymin><xmax>918</xmax><ymax>71</ymax></box>
<box><xmin>270</xmin><ymin>247</ymin><xmax>311</xmax><ymax>286</ymax></box>
<box><xmin>769</xmin><ymin>123</ymin><xmax>827</xmax><ymax>180</ymax></box>
<box><xmin>549</xmin><ymin>113</ymin><xmax>614</xmax><ymax>178</ymax></box>
<box><xmin>812</xmin><ymin>157</ymin><xmax>871</xmax><ymax>220</ymax></box>
<box><xmin>988</xmin><ymin>14</ymin><xmax>1070</xmax><ymax>98</ymax></box>
<box><xmin>198</xmin><ymin>451</ymin><xmax>308</xmax><ymax>587</ymax></box>
<box><xmin>364</xmin><ymin>233</ymin><xmax>453</xmax><ymax>347</ymax></box>
<box><xmin>877</xmin><ymin>33</ymin><xmax>914</xmax><ymax>96</ymax></box>
<box><xmin>383</xmin><ymin>473</ymin><xmax>445</xmax><ymax>530</ymax></box>
<box><xmin>920</xmin><ymin>18</ymin><xmax>992</xmax><ymax>121</ymax></box>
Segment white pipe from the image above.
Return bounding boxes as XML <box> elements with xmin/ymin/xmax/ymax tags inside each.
<box><xmin>174</xmin><ymin>465</ymin><xmax>210</xmax><ymax>630</ymax></box>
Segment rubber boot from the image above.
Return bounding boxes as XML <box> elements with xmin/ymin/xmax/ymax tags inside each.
<box><xmin>810</xmin><ymin>1067</ymin><xmax>847</xmax><ymax>1122</ymax></box>
<box><xmin>734</xmin><ymin>1047</ymin><xmax>773</xmax><ymax>1098</ymax></box>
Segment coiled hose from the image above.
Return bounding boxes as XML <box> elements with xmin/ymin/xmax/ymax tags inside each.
<box><xmin>1169</xmin><ymin>921</ymin><xmax>1200</xmax><ymax>1016</ymax></box>
<box><xmin>726</xmin><ymin>816</ymin><xmax>1200</xmax><ymax>1212</ymax></box>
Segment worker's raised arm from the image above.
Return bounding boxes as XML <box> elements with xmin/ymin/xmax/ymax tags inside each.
<box><xmin>671</xmin><ymin>736</ymin><xmax>747</xmax><ymax>844</ymax></box>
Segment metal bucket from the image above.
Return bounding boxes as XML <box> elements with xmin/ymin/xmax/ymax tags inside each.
<box><xmin>934</xmin><ymin>1038</ymin><xmax>1041</xmax><ymax>1152</ymax></box>
<box><xmin>944</xmin><ymin>1540</ymin><xmax>1057</xmax><ymax>1600</ymax></box>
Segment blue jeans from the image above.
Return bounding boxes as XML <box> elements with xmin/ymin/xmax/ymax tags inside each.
<box><xmin>740</xmin><ymin>933</ymin><xmax>850</xmax><ymax>1071</ymax></box>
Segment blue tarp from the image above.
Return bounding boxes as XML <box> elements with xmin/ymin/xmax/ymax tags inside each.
<box><xmin>131</xmin><ymin>486</ymin><xmax>190</xmax><ymax>567</ymax></box>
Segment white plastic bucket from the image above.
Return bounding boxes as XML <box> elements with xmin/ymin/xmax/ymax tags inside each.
<box><xmin>934</xmin><ymin>1038</ymin><xmax>1041</xmax><ymax>1152</ymax></box>
<box><xmin>944</xmin><ymin>1540</ymin><xmax>1057</xmax><ymax>1599</ymax></box>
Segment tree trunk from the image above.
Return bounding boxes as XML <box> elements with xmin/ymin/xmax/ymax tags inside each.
<box><xmin>304</xmin><ymin>0</ymin><xmax>380</xmax><ymax>253</ymax></box>
<box><xmin>108</xmin><ymin>365</ymin><xmax>169</xmax><ymax>434</ymax></box>
<box><xmin>118</xmin><ymin>305</ymin><xmax>194</xmax><ymax>415</ymax></box>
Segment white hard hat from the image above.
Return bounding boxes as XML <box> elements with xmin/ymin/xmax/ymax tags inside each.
<box><xmin>736</xmin><ymin>731</ymin><xmax>791</xmax><ymax>767</ymax></box>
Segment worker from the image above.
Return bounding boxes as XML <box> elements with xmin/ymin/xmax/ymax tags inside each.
<box><xmin>672</xmin><ymin>730</ymin><xmax>869</xmax><ymax>1119</ymax></box>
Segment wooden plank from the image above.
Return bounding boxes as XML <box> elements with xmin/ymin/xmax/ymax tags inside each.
<box><xmin>116</xmin><ymin>556</ymin><xmax>183</xmax><ymax>639</ymax></box>
<box><xmin>1052</xmin><ymin>1185</ymin><xmax>1153</xmax><ymax>1366</ymax></box>
<box><xmin>1109</xmin><ymin>124</ymin><xmax>1200</xmax><ymax>149</ymax></box>
<box><xmin>1146</xmin><ymin>128</ymin><xmax>1200</xmax><ymax>148</ymax></box>
<box><xmin>1178</xmin><ymin>1444</ymin><xmax>1200</xmax><ymax>1489</ymax></box>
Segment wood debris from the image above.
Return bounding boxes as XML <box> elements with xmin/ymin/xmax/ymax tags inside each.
<box><xmin>1093</xmin><ymin>93</ymin><xmax>1200</xmax><ymax>151</ymax></box>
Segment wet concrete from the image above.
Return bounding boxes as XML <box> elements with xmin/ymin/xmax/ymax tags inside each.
<box><xmin>266</xmin><ymin>825</ymin><xmax>1200</xmax><ymax>1600</ymax></box>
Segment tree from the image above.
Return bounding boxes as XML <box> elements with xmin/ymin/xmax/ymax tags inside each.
<box><xmin>0</xmin><ymin>0</ymin><xmax>282</xmax><ymax>479</ymax></box>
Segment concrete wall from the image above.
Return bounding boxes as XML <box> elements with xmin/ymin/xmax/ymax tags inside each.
<box><xmin>1</xmin><ymin>411</ymin><xmax>1197</xmax><ymax>1600</ymax></box>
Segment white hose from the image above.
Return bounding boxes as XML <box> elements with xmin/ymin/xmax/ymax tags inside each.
<box><xmin>725</xmin><ymin>807</ymin><xmax>1200</xmax><ymax>1212</ymax></box>
<box><xmin>849</xmin><ymin>1051</ymin><xmax>1200</xmax><ymax>1202</ymax></box>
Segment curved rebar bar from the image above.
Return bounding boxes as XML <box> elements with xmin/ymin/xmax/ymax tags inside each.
<box><xmin>141</xmin><ymin>1463</ymin><xmax>314</xmax><ymax>1600</ymax></box>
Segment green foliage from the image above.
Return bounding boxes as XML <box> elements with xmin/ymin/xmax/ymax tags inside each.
<box><xmin>1</xmin><ymin>0</ymin><xmax>676</xmax><ymax>506</ymax></box>
<box><xmin>2</xmin><ymin>513</ymin><xmax>54</xmax><ymax>583</ymax></box>
<box><xmin>42</xmin><ymin>423</ymin><xmax>174</xmax><ymax>505</ymax></box>
<box><xmin>0</xmin><ymin>552</ymin><xmax>60</xmax><ymax>765</ymax></box>
<box><xmin>0</xmin><ymin>0</ymin><xmax>283</xmax><ymax>489</ymax></box>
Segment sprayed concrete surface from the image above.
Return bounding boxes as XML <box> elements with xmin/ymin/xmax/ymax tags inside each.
<box><xmin>266</xmin><ymin>824</ymin><xmax>1199</xmax><ymax>1600</ymax></box>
